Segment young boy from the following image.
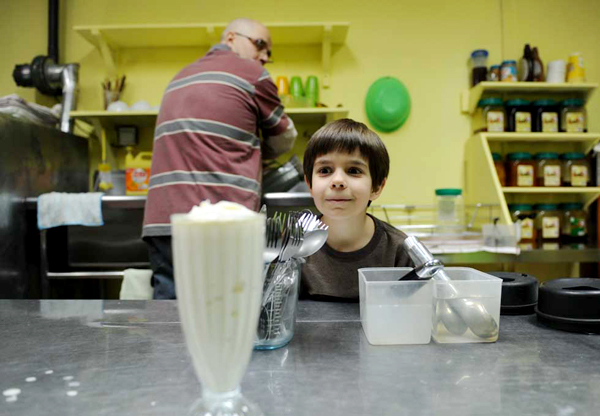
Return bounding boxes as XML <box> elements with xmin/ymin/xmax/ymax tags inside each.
<box><xmin>300</xmin><ymin>118</ymin><xmax>414</xmax><ymax>301</ymax></box>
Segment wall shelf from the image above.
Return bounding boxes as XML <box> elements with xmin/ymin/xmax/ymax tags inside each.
<box><xmin>74</xmin><ymin>22</ymin><xmax>350</xmax><ymax>87</ymax></box>
<box><xmin>461</xmin><ymin>82</ymin><xmax>598</xmax><ymax>114</ymax></box>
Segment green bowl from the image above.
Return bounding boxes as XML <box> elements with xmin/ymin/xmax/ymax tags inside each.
<box><xmin>365</xmin><ymin>77</ymin><xmax>411</xmax><ymax>133</ymax></box>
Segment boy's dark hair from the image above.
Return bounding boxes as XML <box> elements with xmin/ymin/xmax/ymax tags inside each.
<box><xmin>303</xmin><ymin>118</ymin><xmax>390</xmax><ymax>191</ymax></box>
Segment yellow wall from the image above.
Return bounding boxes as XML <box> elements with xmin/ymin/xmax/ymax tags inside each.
<box><xmin>1</xmin><ymin>0</ymin><xmax>599</xmax><ymax>206</ymax></box>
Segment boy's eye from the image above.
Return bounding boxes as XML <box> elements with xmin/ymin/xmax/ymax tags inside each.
<box><xmin>348</xmin><ymin>167</ymin><xmax>363</xmax><ymax>174</ymax></box>
<box><xmin>316</xmin><ymin>167</ymin><xmax>331</xmax><ymax>174</ymax></box>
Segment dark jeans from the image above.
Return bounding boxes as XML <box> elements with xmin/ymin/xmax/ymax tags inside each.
<box><xmin>144</xmin><ymin>236</ymin><xmax>175</xmax><ymax>299</ymax></box>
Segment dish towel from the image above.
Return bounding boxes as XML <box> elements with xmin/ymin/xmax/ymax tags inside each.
<box><xmin>37</xmin><ymin>192</ymin><xmax>104</xmax><ymax>229</ymax></box>
<box><xmin>120</xmin><ymin>269</ymin><xmax>154</xmax><ymax>300</ymax></box>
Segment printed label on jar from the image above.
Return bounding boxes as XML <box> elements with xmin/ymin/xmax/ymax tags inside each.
<box><xmin>520</xmin><ymin>218</ymin><xmax>534</xmax><ymax>239</ymax></box>
<box><xmin>541</xmin><ymin>112</ymin><xmax>558</xmax><ymax>132</ymax></box>
<box><xmin>566</xmin><ymin>112</ymin><xmax>585</xmax><ymax>132</ymax></box>
<box><xmin>542</xmin><ymin>216</ymin><xmax>560</xmax><ymax>239</ymax></box>
<box><xmin>515</xmin><ymin>112</ymin><xmax>532</xmax><ymax>132</ymax></box>
<box><xmin>519</xmin><ymin>242</ymin><xmax>535</xmax><ymax>251</ymax></box>
<box><xmin>542</xmin><ymin>242</ymin><xmax>560</xmax><ymax>250</ymax></box>
<box><xmin>487</xmin><ymin>111</ymin><xmax>505</xmax><ymax>132</ymax></box>
<box><xmin>543</xmin><ymin>165</ymin><xmax>561</xmax><ymax>186</ymax></box>
<box><xmin>569</xmin><ymin>217</ymin><xmax>586</xmax><ymax>237</ymax></box>
<box><xmin>571</xmin><ymin>165</ymin><xmax>588</xmax><ymax>187</ymax></box>
<box><xmin>517</xmin><ymin>165</ymin><xmax>534</xmax><ymax>186</ymax></box>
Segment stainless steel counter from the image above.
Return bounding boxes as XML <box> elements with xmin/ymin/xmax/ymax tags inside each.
<box><xmin>1</xmin><ymin>300</ymin><xmax>599</xmax><ymax>415</ymax></box>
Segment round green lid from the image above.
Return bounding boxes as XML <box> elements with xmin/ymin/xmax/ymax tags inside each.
<box><xmin>508</xmin><ymin>204</ymin><xmax>533</xmax><ymax>211</ymax></box>
<box><xmin>492</xmin><ymin>152</ymin><xmax>502</xmax><ymax>161</ymax></box>
<box><xmin>533</xmin><ymin>203</ymin><xmax>559</xmax><ymax>211</ymax></box>
<box><xmin>561</xmin><ymin>152</ymin><xmax>586</xmax><ymax>160</ymax></box>
<box><xmin>478</xmin><ymin>98</ymin><xmax>503</xmax><ymax>107</ymax></box>
<box><xmin>535</xmin><ymin>152</ymin><xmax>560</xmax><ymax>160</ymax></box>
<box><xmin>490</xmin><ymin>64</ymin><xmax>501</xmax><ymax>69</ymax></box>
<box><xmin>505</xmin><ymin>99</ymin><xmax>530</xmax><ymax>107</ymax></box>
<box><xmin>532</xmin><ymin>99</ymin><xmax>558</xmax><ymax>106</ymax></box>
<box><xmin>507</xmin><ymin>152</ymin><xmax>533</xmax><ymax>160</ymax></box>
<box><xmin>561</xmin><ymin>98</ymin><xmax>584</xmax><ymax>107</ymax></box>
<box><xmin>365</xmin><ymin>77</ymin><xmax>411</xmax><ymax>133</ymax></box>
<box><xmin>502</xmin><ymin>60</ymin><xmax>517</xmax><ymax>65</ymax></box>
<box><xmin>558</xmin><ymin>203</ymin><xmax>584</xmax><ymax>210</ymax></box>
<box><xmin>435</xmin><ymin>188</ymin><xmax>462</xmax><ymax>196</ymax></box>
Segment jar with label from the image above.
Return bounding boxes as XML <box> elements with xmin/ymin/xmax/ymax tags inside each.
<box><xmin>531</xmin><ymin>99</ymin><xmax>559</xmax><ymax>132</ymax></box>
<box><xmin>559</xmin><ymin>203</ymin><xmax>587</xmax><ymax>244</ymax></box>
<box><xmin>505</xmin><ymin>99</ymin><xmax>532</xmax><ymax>132</ymax></box>
<box><xmin>492</xmin><ymin>152</ymin><xmax>506</xmax><ymax>186</ymax></box>
<box><xmin>509</xmin><ymin>204</ymin><xmax>536</xmax><ymax>249</ymax></box>
<box><xmin>560</xmin><ymin>99</ymin><xmax>587</xmax><ymax>132</ymax></box>
<box><xmin>487</xmin><ymin>65</ymin><xmax>501</xmax><ymax>82</ymax></box>
<box><xmin>507</xmin><ymin>152</ymin><xmax>535</xmax><ymax>187</ymax></box>
<box><xmin>561</xmin><ymin>152</ymin><xmax>590</xmax><ymax>187</ymax></box>
<box><xmin>476</xmin><ymin>98</ymin><xmax>505</xmax><ymax>132</ymax></box>
<box><xmin>501</xmin><ymin>60</ymin><xmax>518</xmax><ymax>82</ymax></box>
<box><xmin>534</xmin><ymin>152</ymin><xmax>561</xmax><ymax>186</ymax></box>
<box><xmin>534</xmin><ymin>203</ymin><xmax>561</xmax><ymax>249</ymax></box>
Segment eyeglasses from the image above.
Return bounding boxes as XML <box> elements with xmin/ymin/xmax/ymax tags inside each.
<box><xmin>234</xmin><ymin>32</ymin><xmax>272</xmax><ymax>59</ymax></box>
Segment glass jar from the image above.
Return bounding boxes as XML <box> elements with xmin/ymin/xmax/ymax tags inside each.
<box><xmin>501</xmin><ymin>60</ymin><xmax>518</xmax><ymax>82</ymax></box>
<box><xmin>470</xmin><ymin>49</ymin><xmax>489</xmax><ymax>87</ymax></box>
<box><xmin>487</xmin><ymin>65</ymin><xmax>501</xmax><ymax>82</ymax></box>
<box><xmin>507</xmin><ymin>152</ymin><xmax>535</xmax><ymax>187</ymax></box>
<box><xmin>559</xmin><ymin>203</ymin><xmax>587</xmax><ymax>244</ymax></box>
<box><xmin>492</xmin><ymin>152</ymin><xmax>506</xmax><ymax>186</ymax></box>
<box><xmin>505</xmin><ymin>99</ymin><xmax>532</xmax><ymax>132</ymax></box>
<box><xmin>534</xmin><ymin>152</ymin><xmax>561</xmax><ymax>186</ymax></box>
<box><xmin>560</xmin><ymin>99</ymin><xmax>587</xmax><ymax>132</ymax></box>
<box><xmin>476</xmin><ymin>98</ymin><xmax>505</xmax><ymax>132</ymax></box>
<box><xmin>435</xmin><ymin>188</ymin><xmax>464</xmax><ymax>234</ymax></box>
<box><xmin>509</xmin><ymin>204</ymin><xmax>536</xmax><ymax>250</ymax></box>
<box><xmin>561</xmin><ymin>152</ymin><xmax>590</xmax><ymax>187</ymax></box>
<box><xmin>534</xmin><ymin>203</ymin><xmax>561</xmax><ymax>250</ymax></box>
<box><xmin>531</xmin><ymin>99</ymin><xmax>559</xmax><ymax>132</ymax></box>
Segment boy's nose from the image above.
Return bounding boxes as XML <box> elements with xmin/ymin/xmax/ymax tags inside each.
<box><xmin>330</xmin><ymin>172</ymin><xmax>347</xmax><ymax>189</ymax></box>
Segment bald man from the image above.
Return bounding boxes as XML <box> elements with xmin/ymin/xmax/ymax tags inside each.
<box><xmin>143</xmin><ymin>18</ymin><xmax>297</xmax><ymax>299</ymax></box>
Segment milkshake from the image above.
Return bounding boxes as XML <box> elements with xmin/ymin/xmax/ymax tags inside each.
<box><xmin>171</xmin><ymin>200</ymin><xmax>265</xmax><ymax>415</ymax></box>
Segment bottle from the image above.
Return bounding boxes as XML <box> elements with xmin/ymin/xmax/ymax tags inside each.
<box><xmin>532</xmin><ymin>47</ymin><xmax>544</xmax><ymax>82</ymax></box>
<box><xmin>125</xmin><ymin>147</ymin><xmax>153</xmax><ymax>195</ymax></box>
<box><xmin>518</xmin><ymin>44</ymin><xmax>534</xmax><ymax>82</ymax></box>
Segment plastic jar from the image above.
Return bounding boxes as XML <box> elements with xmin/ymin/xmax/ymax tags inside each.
<box><xmin>507</xmin><ymin>152</ymin><xmax>535</xmax><ymax>187</ymax></box>
<box><xmin>505</xmin><ymin>99</ymin><xmax>532</xmax><ymax>132</ymax></box>
<box><xmin>561</xmin><ymin>152</ymin><xmax>590</xmax><ymax>187</ymax></box>
<box><xmin>435</xmin><ymin>189</ymin><xmax>464</xmax><ymax>234</ymax></box>
<box><xmin>470</xmin><ymin>49</ymin><xmax>489</xmax><ymax>87</ymax></box>
<box><xmin>534</xmin><ymin>203</ymin><xmax>561</xmax><ymax>249</ymax></box>
<box><xmin>492</xmin><ymin>153</ymin><xmax>506</xmax><ymax>186</ymax></box>
<box><xmin>476</xmin><ymin>98</ymin><xmax>505</xmax><ymax>132</ymax></box>
<box><xmin>488</xmin><ymin>65</ymin><xmax>501</xmax><ymax>82</ymax></box>
<box><xmin>534</xmin><ymin>152</ymin><xmax>561</xmax><ymax>187</ymax></box>
<box><xmin>509</xmin><ymin>204</ymin><xmax>537</xmax><ymax>249</ymax></box>
<box><xmin>501</xmin><ymin>60</ymin><xmax>518</xmax><ymax>82</ymax></box>
<box><xmin>560</xmin><ymin>99</ymin><xmax>587</xmax><ymax>132</ymax></box>
<box><xmin>559</xmin><ymin>203</ymin><xmax>587</xmax><ymax>243</ymax></box>
<box><xmin>531</xmin><ymin>99</ymin><xmax>559</xmax><ymax>132</ymax></box>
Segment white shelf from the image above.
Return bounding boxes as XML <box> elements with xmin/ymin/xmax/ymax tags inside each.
<box><xmin>503</xmin><ymin>187</ymin><xmax>600</xmax><ymax>194</ymax></box>
<box><xmin>482</xmin><ymin>132</ymin><xmax>600</xmax><ymax>153</ymax></box>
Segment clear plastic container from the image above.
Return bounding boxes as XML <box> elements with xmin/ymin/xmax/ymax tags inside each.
<box><xmin>435</xmin><ymin>188</ymin><xmax>464</xmax><ymax>234</ymax></box>
<box><xmin>509</xmin><ymin>203</ymin><xmax>537</xmax><ymax>249</ymax></box>
<box><xmin>535</xmin><ymin>152</ymin><xmax>561</xmax><ymax>186</ymax></box>
<box><xmin>470</xmin><ymin>49</ymin><xmax>489</xmax><ymax>86</ymax></box>
<box><xmin>506</xmin><ymin>152</ymin><xmax>535</xmax><ymax>187</ymax></box>
<box><xmin>505</xmin><ymin>99</ymin><xmax>532</xmax><ymax>132</ymax></box>
<box><xmin>255</xmin><ymin>259</ymin><xmax>301</xmax><ymax>350</ymax></box>
<box><xmin>532</xmin><ymin>99</ymin><xmax>559</xmax><ymax>132</ymax></box>
<box><xmin>358</xmin><ymin>268</ymin><xmax>433</xmax><ymax>345</ymax></box>
<box><xmin>475</xmin><ymin>98</ymin><xmax>505</xmax><ymax>132</ymax></box>
<box><xmin>559</xmin><ymin>202</ymin><xmax>587</xmax><ymax>243</ymax></box>
<box><xmin>560</xmin><ymin>99</ymin><xmax>587</xmax><ymax>132</ymax></box>
<box><xmin>534</xmin><ymin>203</ymin><xmax>561</xmax><ymax>250</ymax></box>
<box><xmin>561</xmin><ymin>152</ymin><xmax>590</xmax><ymax>187</ymax></box>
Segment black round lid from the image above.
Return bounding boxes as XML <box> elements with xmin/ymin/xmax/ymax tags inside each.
<box><xmin>537</xmin><ymin>278</ymin><xmax>600</xmax><ymax>320</ymax></box>
<box><xmin>490</xmin><ymin>272</ymin><xmax>538</xmax><ymax>315</ymax></box>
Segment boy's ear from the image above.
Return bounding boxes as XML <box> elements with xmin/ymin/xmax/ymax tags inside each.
<box><xmin>370</xmin><ymin>178</ymin><xmax>387</xmax><ymax>201</ymax></box>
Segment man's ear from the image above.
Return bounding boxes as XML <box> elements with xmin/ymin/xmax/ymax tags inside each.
<box><xmin>370</xmin><ymin>178</ymin><xmax>387</xmax><ymax>201</ymax></box>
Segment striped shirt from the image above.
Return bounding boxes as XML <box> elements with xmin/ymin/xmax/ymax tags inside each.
<box><xmin>142</xmin><ymin>44</ymin><xmax>294</xmax><ymax>237</ymax></box>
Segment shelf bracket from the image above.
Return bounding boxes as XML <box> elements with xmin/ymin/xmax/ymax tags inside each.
<box><xmin>91</xmin><ymin>29</ymin><xmax>117</xmax><ymax>77</ymax></box>
<box><xmin>322</xmin><ymin>25</ymin><xmax>332</xmax><ymax>89</ymax></box>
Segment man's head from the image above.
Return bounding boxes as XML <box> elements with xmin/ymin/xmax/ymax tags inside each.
<box><xmin>221</xmin><ymin>18</ymin><xmax>272</xmax><ymax>65</ymax></box>
<box><xmin>303</xmin><ymin>118</ymin><xmax>390</xmax><ymax>193</ymax></box>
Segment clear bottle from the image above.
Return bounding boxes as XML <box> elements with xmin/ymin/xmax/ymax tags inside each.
<box><xmin>532</xmin><ymin>47</ymin><xmax>545</xmax><ymax>81</ymax></box>
<box><xmin>518</xmin><ymin>44</ymin><xmax>534</xmax><ymax>82</ymax></box>
<box><xmin>435</xmin><ymin>189</ymin><xmax>464</xmax><ymax>235</ymax></box>
<box><xmin>558</xmin><ymin>203</ymin><xmax>587</xmax><ymax>245</ymax></box>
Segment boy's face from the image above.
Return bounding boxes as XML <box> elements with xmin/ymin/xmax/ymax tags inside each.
<box><xmin>307</xmin><ymin>149</ymin><xmax>385</xmax><ymax>219</ymax></box>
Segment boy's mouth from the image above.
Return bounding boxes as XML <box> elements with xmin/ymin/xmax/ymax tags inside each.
<box><xmin>326</xmin><ymin>198</ymin><xmax>352</xmax><ymax>202</ymax></box>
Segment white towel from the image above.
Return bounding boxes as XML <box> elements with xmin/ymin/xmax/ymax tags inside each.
<box><xmin>37</xmin><ymin>192</ymin><xmax>104</xmax><ymax>229</ymax></box>
<box><xmin>120</xmin><ymin>269</ymin><xmax>154</xmax><ymax>300</ymax></box>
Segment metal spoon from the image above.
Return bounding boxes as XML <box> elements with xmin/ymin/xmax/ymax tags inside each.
<box><xmin>294</xmin><ymin>229</ymin><xmax>328</xmax><ymax>258</ymax></box>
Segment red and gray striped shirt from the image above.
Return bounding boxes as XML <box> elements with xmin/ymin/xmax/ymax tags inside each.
<box><xmin>142</xmin><ymin>44</ymin><xmax>294</xmax><ymax>238</ymax></box>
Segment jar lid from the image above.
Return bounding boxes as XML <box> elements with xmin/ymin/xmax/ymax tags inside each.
<box><xmin>507</xmin><ymin>152</ymin><xmax>533</xmax><ymax>160</ymax></box>
<box><xmin>502</xmin><ymin>60</ymin><xmax>517</xmax><ymax>65</ymax></box>
<box><xmin>505</xmin><ymin>99</ymin><xmax>531</xmax><ymax>106</ymax></box>
<box><xmin>471</xmin><ymin>49</ymin><xmax>489</xmax><ymax>58</ymax></box>
<box><xmin>492</xmin><ymin>152</ymin><xmax>502</xmax><ymax>161</ymax></box>
<box><xmin>558</xmin><ymin>203</ymin><xmax>584</xmax><ymax>210</ymax></box>
<box><xmin>534</xmin><ymin>152</ymin><xmax>560</xmax><ymax>160</ymax></box>
<box><xmin>533</xmin><ymin>203</ymin><xmax>559</xmax><ymax>211</ymax></box>
<box><xmin>508</xmin><ymin>204</ymin><xmax>533</xmax><ymax>211</ymax></box>
<box><xmin>561</xmin><ymin>98</ymin><xmax>584</xmax><ymax>107</ymax></box>
<box><xmin>532</xmin><ymin>99</ymin><xmax>558</xmax><ymax>106</ymax></box>
<box><xmin>490</xmin><ymin>65</ymin><xmax>501</xmax><ymax>69</ymax></box>
<box><xmin>561</xmin><ymin>152</ymin><xmax>586</xmax><ymax>160</ymax></box>
<box><xmin>478</xmin><ymin>98</ymin><xmax>503</xmax><ymax>107</ymax></box>
<box><xmin>435</xmin><ymin>188</ymin><xmax>462</xmax><ymax>196</ymax></box>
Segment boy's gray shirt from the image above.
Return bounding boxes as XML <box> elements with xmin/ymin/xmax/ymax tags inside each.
<box><xmin>300</xmin><ymin>214</ymin><xmax>414</xmax><ymax>301</ymax></box>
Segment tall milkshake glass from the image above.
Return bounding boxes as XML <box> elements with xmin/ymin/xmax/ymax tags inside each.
<box><xmin>172</xmin><ymin>201</ymin><xmax>265</xmax><ymax>416</ymax></box>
